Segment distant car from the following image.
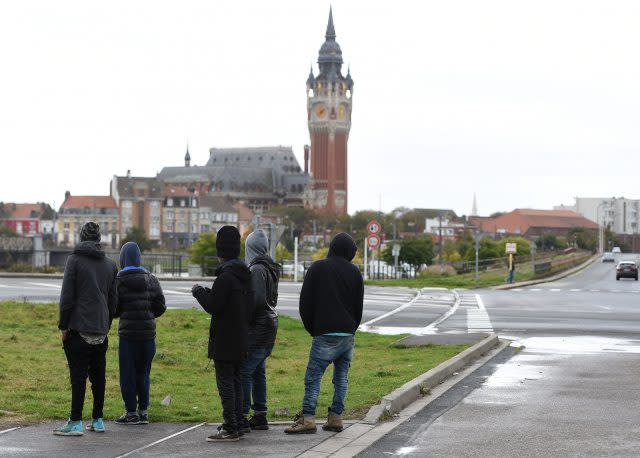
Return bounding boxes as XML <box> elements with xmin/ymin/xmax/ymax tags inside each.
<box><xmin>612</xmin><ymin>247</ymin><xmax>622</xmax><ymax>254</ymax></box>
<box><xmin>616</xmin><ymin>261</ymin><xmax>638</xmax><ymax>280</ymax></box>
<box><xmin>602</xmin><ymin>252</ymin><xmax>615</xmax><ymax>263</ymax></box>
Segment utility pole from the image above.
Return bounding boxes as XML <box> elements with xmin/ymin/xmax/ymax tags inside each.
<box><xmin>438</xmin><ymin>212</ymin><xmax>443</xmax><ymax>266</ymax></box>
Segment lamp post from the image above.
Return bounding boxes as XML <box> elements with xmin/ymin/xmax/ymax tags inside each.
<box><xmin>596</xmin><ymin>201</ymin><xmax>608</xmax><ymax>254</ymax></box>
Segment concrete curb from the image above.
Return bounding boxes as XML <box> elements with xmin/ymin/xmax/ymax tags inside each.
<box><xmin>361</xmin><ymin>332</ymin><xmax>499</xmax><ymax>424</ymax></box>
<box><xmin>492</xmin><ymin>255</ymin><xmax>598</xmax><ymax>291</ymax></box>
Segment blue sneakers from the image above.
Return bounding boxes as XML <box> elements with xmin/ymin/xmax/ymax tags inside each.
<box><xmin>87</xmin><ymin>418</ymin><xmax>105</xmax><ymax>432</ymax></box>
<box><xmin>53</xmin><ymin>420</ymin><xmax>83</xmax><ymax>436</ymax></box>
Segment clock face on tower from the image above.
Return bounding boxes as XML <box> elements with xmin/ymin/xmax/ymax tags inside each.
<box><xmin>315</xmin><ymin>104</ymin><xmax>327</xmax><ymax>119</ymax></box>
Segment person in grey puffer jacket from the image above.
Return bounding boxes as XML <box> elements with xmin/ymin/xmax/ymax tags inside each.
<box><xmin>55</xmin><ymin>222</ymin><xmax>118</xmax><ymax>436</ymax></box>
<box><xmin>240</xmin><ymin>229</ymin><xmax>280</xmax><ymax>431</ymax></box>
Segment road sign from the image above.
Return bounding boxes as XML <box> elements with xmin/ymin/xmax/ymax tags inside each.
<box><xmin>506</xmin><ymin>243</ymin><xmax>517</xmax><ymax>254</ymax></box>
<box><xmin>392</xmin><ymin>243</ymin><xmax>401</xmax><ymax>256</ymax></box>
<box><xmin>367</xmin><ymin>220</ymin><xmax>381</xmax><ymax>235</ymax></box>
<box><xmin>367</xmin><ymin>235</ymin><xmax>381</xmax><ymax>249</ymax></box>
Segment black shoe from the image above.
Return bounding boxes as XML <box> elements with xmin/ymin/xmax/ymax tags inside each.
<box><xmin>207</xmin><ymin>426</ymin><xmax>239</xmax><ymax>442</ymax></box>
<box><xmin>115</xmin><ymin>413</ymin><xmax>140</xmax><ymax>425</ymax></box>
<box><xmin>138</xmin><ymin>413</ymin><xmax>149</xmax><ymax>425</ymax></box>
<box><xmin>238</xmin><ymin>417</ymin><xmax>251</xmax><ymax>435</ymax></box>
<box><xmin>249</xmin><ymin>413</ymin><xmax>269</xmax><ymax>431</ymax></box>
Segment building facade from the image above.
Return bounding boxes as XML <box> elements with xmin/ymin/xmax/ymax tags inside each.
<box><xmin>557</xmin><ymin>197</ymin><xmax>640</xmax><ymax>235</ymax></box>
<box><xmin>56</xmin><ymin>192</ymin><xmax>119</xmax><ymax>247</ymax></box>
<box><xmin>306</xmin><ymin>8</ymin><xmax>353</xmax><ymax>214</ymax></box>
<box><xmin>111</xmin><ymin>174</ymin><xmax>163</xmax><ymax>245</ymax></box>
<box><xmin>162</xmin><ymin>185</ymin><xmax>199</xmax><ymax>247</ymax></box>
<box><xmin>0</xmin><ymin>203</ymin><xmax>54</xmax><ymax>238</ymax></box>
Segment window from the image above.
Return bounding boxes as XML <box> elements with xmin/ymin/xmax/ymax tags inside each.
<box><xmin>16</xmin><ymin>222</ymin><xmax>22</xmax><ymax>234</ymax></box>
<box><xmin>167</xmin><ymin>198</ymin><xmax>173</xmax><ymax>207</ymax></box>
<box><xmin>180</xmin><ymin>200</ymin><xmax>185</xmax><ymax>207</ymax></box>
<box><xmin>29</xmin><ymin>222</ymin><xmax>36</xmax><ymax>234</ymax></box>
<box><xmin>64</xmin><ymin>222</ymin><xmax>70</xmax><ymax>230</ymax></box>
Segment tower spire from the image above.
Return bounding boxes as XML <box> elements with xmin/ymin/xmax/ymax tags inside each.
<box><xmin>326</xmin><ymin>6</ymin><xmax>336</xmax><ymax>40</ymax></box>
<box><xmin>472</xmin><ymin>193</ymin><xmax>478</xmax><ymax>216</ymax></box>
<box><xmin>184</xmin><ymin>144</ymin><xmax>191</xmax><ymax>167</ymax></box>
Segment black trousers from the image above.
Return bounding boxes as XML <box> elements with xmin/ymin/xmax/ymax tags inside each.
<box><xmin>63</xmin><ymin>332</ymin><xmax>108</xmax><ymax>421</ymax></box>
<box><xmin>214</xmin><ymin>359</ymin><xmax>243</xmax><ymax>433</ymax></box>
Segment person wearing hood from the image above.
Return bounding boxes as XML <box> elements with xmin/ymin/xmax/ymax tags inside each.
<box><xmin>55</xmin><ymin>222</ymin><xmax>118</xmax><ymax>436</ymax></box>
<box><xmin>240</xmin><ymin>229</ymin><xmax>281</xmax><ymax>432</ymax></box>
<box><xmin>192</xmin><ymin>225</ymin><xmax>252</xmax><ymax>442</ymax></box>
<box><xmin>114</xmin><ymin>242</ymin><xmax>166</xmax><ymax>425</ymax></box>
<box><xmin>285</xmin><ymin>232</ymin><xmax>364</xmax><ymax>435</ymax></box>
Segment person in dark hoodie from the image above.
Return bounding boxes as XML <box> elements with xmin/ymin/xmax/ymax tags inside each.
<box><xmin>240</xmin><ymin>229</ymin><xmax>280</xmax><ymax>431</ymax></box>
<box><xmin>114</xmin><ymin>242</ymin><xmax>166</xmax><ymax>425</ymax></box>
<box><xmin>285</xmin><ymin>232</ymin><xmax>364</xmax><ymax>435</ymax></box>
<box><xmin>55</xmin><ymin>222</ymin><xmax>118</xmax><ymax>436</ymax></box>
<box><xmin>192</xmin><ymin>226</ymin><xmax>252</xmax><ymax>442</ymax></box>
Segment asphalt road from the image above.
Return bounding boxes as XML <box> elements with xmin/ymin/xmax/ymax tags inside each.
<box><xmin>367</xmin><ymin>254</ymin><xmax>640</xmax><ymax>457</ymax></box>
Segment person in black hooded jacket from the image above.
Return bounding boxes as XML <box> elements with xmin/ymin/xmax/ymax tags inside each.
<box><xmin>55</xmin><ymin>222</ymin><xmax>118</xmax><ymax>436</ymax></box>
<box><xmin>240</xmin><ymin>229</ymin><xmax>280</xmax><ymax>431</ymax></box>
<box><xmin>192</xmin><ymin>225</ymin><xmax>252</xmax><ymax>443</ymax></box>
<box><xmin>114</xmin><ymin>242</ymin><xmax>166</xmax><ymax>425</ymax></box>
<box><xmin>285</xmin><ymin>232</ymin><xmax>364</xmax><ymax>435</ymax></box>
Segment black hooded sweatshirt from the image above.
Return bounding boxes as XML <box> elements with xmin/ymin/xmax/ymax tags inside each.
<box><xmin>299</xmin><ymin>233</ymin><xmax>364</xmax><ymax>336</ymax></box>
<box><xmin>193</xmin><ymin>258</ymin><xmax>252</xmax><ymax>361</ymax></box>
<box><xmin>58</xmin><ymin>241</ymin><xmax>118</xmax><ymax>335</ymax></box>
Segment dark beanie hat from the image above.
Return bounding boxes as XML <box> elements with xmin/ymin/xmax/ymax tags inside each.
<box><xmin>216</xmin><ymin>225</ymin><xmax>241</xmax><ymax>259</ymax></box>
<box><xmin>80</xmin><ymin>222</ymin><xmax>101</xmax><ymax>242</ymax></box>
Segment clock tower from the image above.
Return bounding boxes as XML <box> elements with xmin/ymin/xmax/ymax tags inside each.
<box><xmin>306</xmin><ymin>7</ymin><xmax>353</xmax><ymax>214</ymax></box>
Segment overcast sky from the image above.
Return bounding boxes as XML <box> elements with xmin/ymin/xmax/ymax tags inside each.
<box><xmin>2</xmin><ymin>0</ymin><xmax>640</xmax><ymax>216</ymax></box>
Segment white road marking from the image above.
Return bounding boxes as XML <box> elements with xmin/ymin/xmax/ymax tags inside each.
<box><xmin>359</xmin><ymin>291</ymin><xmax>422</xmax><ymax>328</ymax></box>
<box><xmin>163</xmin><ymin>289</ymin><xmax>191</xmax><ymax>296</ymax></box>
<box><xmin>590</xmin><ymin>289</ymin><xmax>600</xmax><ymax>292</ymax></box>
<box><xmin>420</xmin><ymin>290</ymin><xmax>461</xmax><ymax>333</ymax></box>
<box><xmin>510</xmin><ymin>288</ymin><xmax>522</xmax><ymax>291</ymax></box>
<box><xmin>0</xmin><ymin>427</ymin><xmax>20</xmax><ymax>435</ymax></box>
<box><xmin>550</xmin><ymin>288</ymin><xmax>562</xmax><ymax>292</ymax></box>
<box><xmin>115</xmin><ymin>422</ymin><xmax>205</xmax><ymax>458</ymax></box>
<box><xmin>570</xmin><ymin>289</ymin><xmax>582</xmax><ymax>292</ymax></box>
<box><xmin>26</xmin><ymin>282</ymin><xmax>61</xmax><ymax>289</ymax></box>
<box><xmin>467</xmin><ymin>294</ymin><xmax>494</xmax><ymax>333</ymax></box>
<box><xmin>599</xmin><ymin>306</ymin><xmax>612</xmax><ymax>310</ymax></box>
<box><xmin>530</xmin><ymin>288</ymin><xmax>541</xmax><ymax>292</ymax></box>
<box><xmin>0</xmin><ymin>284</ymin><xmax>8</xmax><ymax>288</ymax></box>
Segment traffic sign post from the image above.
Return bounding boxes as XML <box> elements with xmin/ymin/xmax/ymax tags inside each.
<box><xmin>367</xmin><ymin>235</ymin><xmax>381</xmax><ymax>249</ymax></box>
<box><xmin>367</xmin><ymin>220</ymin><xmax>381</xmax><ymax>235</ymax></box>
<box><xmin>392</xmin><ymin>243</ymin><xmax>400</xmax><ymax>279</ymax></box>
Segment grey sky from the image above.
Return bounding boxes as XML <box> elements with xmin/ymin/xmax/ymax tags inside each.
<box><xmin>1</xmin><ymin>0</ymin><xmax>640</xmax><ymax>216</ymax></box>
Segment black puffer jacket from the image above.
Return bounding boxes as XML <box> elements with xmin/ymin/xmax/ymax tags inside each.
<box><xmin>115</xmin><ymin>270</ymin><xmax>166</xmax><ymax>340</ymax></box>
<box><xmin>193</xmin><ymin>258</ymin><xmax>252</xmax><ymax>361</ymax></box>
<box><xmin>59</xmin><ymin>241</ymin><xmax>118</xmax><ymax>334</ymax></box>
<box><xmin>299</xmin><ymin>233</ymin><xmax>364</xmax><ymax>336</ymax></box>
<box><xmin>248</xmin><ymin>256</ymin><xmax>280</xmax><ymax>348</ymax></box>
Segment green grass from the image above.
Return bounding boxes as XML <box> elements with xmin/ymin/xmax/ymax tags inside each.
<box><xmin>0</xmin><ymin>302</ymin><xmax>468</xmax><ymax>424</ymax></box>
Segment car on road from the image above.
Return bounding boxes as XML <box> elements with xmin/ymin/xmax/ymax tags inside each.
<box><xmin>612</xmin><ymin>246</ymin><xmax>622</xmax><ymax>254</ymax></box>
<box><xmin>616</xmin><ymin>261</ymin><xmax>638</xmax><ymax>280</ymax></box>
<box><xmin>602</xmin><ymin>252</ymin><xmax>615</xmax><ymax>263</ymax></box>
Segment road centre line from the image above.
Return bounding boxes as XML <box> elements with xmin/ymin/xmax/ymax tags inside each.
<box><xmin>0</xmin><ymin>427</ymin><xmax>20</xmax><ymax>435</ymax></box>
<box><xmin>420</xmin><ymin>290</ymin><xmax>461</xmax><ymax>333</ymax></box>
<box><xmin>163</xmin><ymin>289</ymin><xmax>191</xmax><ymax>296</ymax></box>
<box><xmin>115</xmin><ymin>422</ymin><xmax>206</xmax><ymax>458</ymax></box>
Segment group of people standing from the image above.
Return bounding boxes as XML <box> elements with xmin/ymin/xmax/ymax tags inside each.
<box><xmin>54</xmin><ymin>222</ymin><xmax>167</xmax><ymax>436</ymax></box>
<box><xmin>54</xmin><ymin>222</ymin><xmax>364</xmax><ymax>444</ymax></box>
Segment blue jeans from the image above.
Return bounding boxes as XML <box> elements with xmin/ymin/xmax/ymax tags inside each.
<box><xmin>302</xmin><ymin>335</ymin><xmax>354</xmax><ymax>416</ymax></box>
<box><xmin>241</xmin><ymin>346</ymin><xmax>273</xmax><ymax>416</ymax></box>
<box><xmin>119</xmin><ymin>338</ymin><xmax>156</xmax><ymax>413</ymax></box>
<box><xmin>507</xmin><ymin>270</ymin><xmax>515</xmax><ymax>284</ymax></box>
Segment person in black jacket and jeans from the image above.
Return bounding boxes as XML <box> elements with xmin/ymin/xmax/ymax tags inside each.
<box><xmin>241</xmin><ymin>229</ymin><xmax>280</xmax><ymax>431</ymax></box>
<box><xmin>55</xmin><ymin>222</ymin><xmax>118</xmax><ymax>436</ymax></box>
<box><xmin>285</xmin><ymin>233</ymin><xmax>364</xmax><ymax>435</ymax></box>
<box><xmin>192</xmin><ymin>226</ymin><xmax>252</xmax><ymax>443</ymax></box>
<box><xmin>114</xmin><ymin>242</ymin><xmax>166</xmax><ymax>425</ymax></box>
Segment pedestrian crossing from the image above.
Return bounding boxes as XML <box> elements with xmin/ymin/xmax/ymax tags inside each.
<box><xmin>459</xmin><ymin>292</ymin><xmax>494</xmax><ymax>333</ymax></box>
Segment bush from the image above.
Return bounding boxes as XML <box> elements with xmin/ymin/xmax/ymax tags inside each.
<box><xmin>419</xmin><ymin>265</ymin><xmax>457</xmax><ymax>278</ymax></box>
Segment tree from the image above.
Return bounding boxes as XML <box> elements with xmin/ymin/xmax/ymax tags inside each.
<box><xmin>312</xmin><ymin>247</ymin><xmax>329</xmax><ymax>261</ymax></box>
<box><xmin>275</xmin><ymin>243</ymin><xmax>291</xmax><ymax>263</ymax></box>
<box><xmin>398</xmin><ymin>237</ymin><xmax>434</xmax><ymax>270</ymax></box>
<box><xmin>188</xmin><ymin>232</ymin><xmax>218</xmax><ymax>275</ymax></box>
<box><xmin>0</xmin><ymin>224</ymin><xmax>16</xmax><ymax>237</ymax></box>
<box><xmin>121</xmin><ymin>226</ymin><xmax>152</xmax><ymax>252</ymax></box>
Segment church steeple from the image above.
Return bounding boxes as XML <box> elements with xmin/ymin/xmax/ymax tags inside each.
<box><xmin>184</xmin><ymin>145</ymin><xmax>191</xmax><ymax>167</ymax></box>
<box><xmin>317</xmin><ymin>6</ymin><xmax>343</xmax><ymax>78</ymax></box>
<box><xmin>471</xmin><ymin>193</ymin><xmax>478</xmax><ymax>216</ymax></box>
<box><xmin>325</xmin><ymin>6</ymin><xmax>336</xmax><ymax>39</ymax></box>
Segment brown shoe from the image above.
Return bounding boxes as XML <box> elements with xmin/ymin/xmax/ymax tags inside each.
<box><xmin>322</xmin><ymin>411</ymin><xmax>343</xmax><ymax>432</ymax></box>
<box><xmin>284</xmin><ymin>413</ymin><xmax>317</xmax><ymax>434</ymax></box>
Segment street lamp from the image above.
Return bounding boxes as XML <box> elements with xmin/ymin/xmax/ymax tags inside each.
<box><xmin>596</xmin><ymin>201</ymin><xmax>612</xmax><ymax>254</ymax></box>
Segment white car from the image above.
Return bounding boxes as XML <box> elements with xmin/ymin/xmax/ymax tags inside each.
<box><xmin>602</xmin><ymin>252</ymin><xmax>615</xmax><ymax>263</ymax></box>
<box><xmin>612</xmin><ymin>247</ymin><xmax>622</xmax><ymax>254</ymax></box>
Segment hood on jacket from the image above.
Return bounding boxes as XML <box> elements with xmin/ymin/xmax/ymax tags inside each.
<box><xmin>245</xmin><ymin>229</ymin><xmax>269</xmax><ymax>265</ymax></box>
<box><xmin>215</xmin><ymin>257</ymin><xmax>251</xmax><ymax>283</ymax></box>
<box><xmin>328</xmin><ymin>233</ymin><xmax>357</xmax><ymax>262</ymax></box>
<box><xmin>120</xmin><ymin>241</ymin><xmax>142</xmax><ymax>269</ymax></box>
<box><xmin>73</xmin><ymin>241</ymin><xmax>106</xmax><ymax>259</ymax></box>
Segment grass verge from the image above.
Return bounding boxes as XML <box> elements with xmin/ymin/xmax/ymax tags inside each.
<box><xmin>0</xmin><ymin>302</ymin><xmax>468</xmax><ymax>424</ymax></box>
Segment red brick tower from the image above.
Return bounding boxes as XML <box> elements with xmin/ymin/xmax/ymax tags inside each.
<box><xmin>306</xmin><ymin>7</ymin><xmax>353</xmax><ymax>214</ymax></box>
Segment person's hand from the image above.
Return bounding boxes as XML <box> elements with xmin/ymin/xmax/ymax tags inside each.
<box><xmin>192</xmin><ymin>284</ymin><xmax>204</xmax><ymax>297</ymax></box>
<box><xmin>60</xmin><ymin>329</ymin><xmax>70</xmax><ymax>342</ymax></box>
